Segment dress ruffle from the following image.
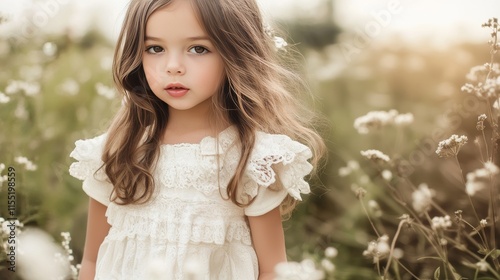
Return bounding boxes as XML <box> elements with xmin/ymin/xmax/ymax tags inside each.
<box><xmin>69</xmin><ymin>133</ymin><xmax>108</xmax><ymax>181</ymax></box>
<box><xmin>106</xmin><ymin>199</ymin><xmax>252</xmax><ymax>246</ymax></box>
<box><xmin>243</xmin><ymin>132</ymin><xmax>313</xmax><ymax>201</ymax></box>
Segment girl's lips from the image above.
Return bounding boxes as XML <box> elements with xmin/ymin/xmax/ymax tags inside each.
<box><xmin>165</xmin><ymin>88</ymin><xmax>189</xmax><ymax>97</ymax></box>
<box><xmin>164</xmin><ymin>83</ymin><xmax>189</xmax><ymax>97</ymax></box>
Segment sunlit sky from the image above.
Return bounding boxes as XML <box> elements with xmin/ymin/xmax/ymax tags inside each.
<box><xmin>0</xmin><ymin>0</ymin><xmax>498</xmax><ymax>46</ymax></box>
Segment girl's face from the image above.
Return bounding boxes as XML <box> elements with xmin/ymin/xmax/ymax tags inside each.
<box><xmin>142</xmin><ymin>0</ymin><xmax>225</xmax><ymax>113</ymax></box>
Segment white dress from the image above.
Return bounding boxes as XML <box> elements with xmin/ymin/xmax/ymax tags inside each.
<box><xmin>69</xmin><ymin>125</ymin><xmax>313</xmax><ymax>280</ymax></box>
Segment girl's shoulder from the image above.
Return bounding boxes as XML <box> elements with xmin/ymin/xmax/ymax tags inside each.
<box><xmin>68</xmin><ymin>133</ymin><xmax>107</xmax><ymax>181</ymax></box>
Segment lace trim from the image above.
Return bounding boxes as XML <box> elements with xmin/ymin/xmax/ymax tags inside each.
<box><xmin>106</xmin><ymin>200</ymin><xmax>251</xmax><ymax>245</ymax></box>
<box><xmin>244</xmin><ymin>132</ymin><xmax>313</xmax><ymax>201</ymax></box>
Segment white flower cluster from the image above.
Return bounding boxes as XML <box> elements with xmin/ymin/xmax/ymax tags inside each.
<box><xmin>57</xmin><ymin>232</ymin><xmax>80</xmax><ymax>279</ymax></box>
<box><xmin>95</xmin><ymin>83</ymin><xmax>116</xmax><ymax>100</ymax></box>
<box><xmin>0</xmin><ymin>91</ymin><xmax>10</xmax><ymax>104</ymax></box>
<box><xmin>1</xmin><ymin>217</ymin><xmax>24</xmax><ymax>236</ymax></box>
<box><xmin>461</xmin><ymin>63</ymin><xmax>500</xmax><ymax>99</ymax></box>
<box><xmin>274</xmin><ymin>259</ymin><xmax>325</xmax><ymax>280</ymax></box>
<box><xmin>354</xmin><ymin>110</ymin><xmax>414</xmax><ymax>134</ymax></box>
<box><xmin>0</xmin><ymin>163</ymin><xmax>8</xmax><ymax>187</ymax></box>
<box><xmin>14</xmin><ymin>156</ymin><xmax>38</xmax><ymax>171</ymax></box>
<box><xmin>411</xmin><ymin>183</ymin><xmax>436</xmax><ymax>214</ymax></box>
<box><xmin>360</xmin><ymin>149</ymin><xmax>390</xmax><ymax>163</ymax></box>
<box><xmin>476</xmin><ymin>260</ymin><xmax>489</xmax><ymax>272</ymax></box>
<box><xmin>17</xmin><ymin>228</ymin><xmax>71</xmax><ymax>280</ymax></box>
<box><xmin>5</xmin><ymin>80</ymin><xmax>41</xmax><ymax>96</ymax></box>
<box><xmin>477</xmin><ymin>114</ymin><xmax>487</xmax><ymax>130</ymax></box>
<box><xmin>363</xmin><ymin>235</ymin><xmax>390</xmax><ymax>264</ymax></box>
<box><xmin>264</xmin><ymin>24</ymin><xmax>288</xmax><ymax>51</ymax></box>
<box><xmin>338</xmin><ymin>160</ymin><xmax>359</xmax><ymax>177</ymax></box>
<box><xmin>431</xmin><ymin>215</ymin><xmax>452</xmax><ymax>231</ymax></box>
<box><xmin>465</xmin><ymin>161</ymin><xmax>499</xmax><ymax>196</ymax></box>
<box><xmin>368</xmin><ymin>200</ymin><xmax>382</xmax><ymax>217</ymax></box>
<box><xmin>435</xmin><ymin>134</ymin><xmax>468</xmax><ymax>158</ymax></box>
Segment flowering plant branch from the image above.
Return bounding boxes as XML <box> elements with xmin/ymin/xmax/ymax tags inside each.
<box><xmin>348</xmin><ymin>18</ymin><xmax>500</xmax><ymax>279</ymax></box>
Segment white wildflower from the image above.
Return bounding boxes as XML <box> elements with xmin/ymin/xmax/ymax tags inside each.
<box><xmin>0</xmin><ymin>91</ymin><xmax>10</xmax><ymax>103</ymax></box>
<box><xmin>17</xmin><ymin>228</ymin><xmax>70</xmax><ymax>280</ymax></box>
<box><xmin>393</xmin><ymin>248</ymin><xmax>404</xmax><ymax>260</ymax></box>
<box><xmin>273</xmin><ymin>36</ymin><xmax>288</xmax><ymax>50</ymax></box>
<box><xmin>476</xmin><ymin>260</ymin><xmax>488</xmax><ymax>272</ymax></box>
<box><xmin>381</xmin><ymin>170</ymin><xmax>392</xmax><ymax>181</ymax></box>
<box><xmin>477</xmin><ymin>114</ymin><xmax>487</xmax><ymax>130</ymax></box>
<box><xmin>461</xmin><ymin>83</ymin><xmax>475</xmax><ymax>94</ymax></box>
<box><xmin>368</xmin><ymin>200</ymin><xmax>382</xmax><ymax>218</ymax></box>
<box><xmin>484</xmin><ymin>161</ymin><xmax>499</xmax><ymax>175</ymax></box>
<box><xmin>2</xmin><ymin>219</ymin><xmax>23</xmax><ymax>235</ymax></box>
<box><xmin>5</xmin><ymin>80</ymin><xmax>40</xmax><ymax>96</ymax></box>
<box><xmin>465</xmin><ymin>162</ymin><xmax>498</xmax><ymax>196</ymax></box>
<box><xmin>435</xmin><ymin>135</ymin><xmax>468</xmax><ymax>158</ymax></box>
<box><xmin>347</xmin><ymin>160</ymin><xmax>360</xmax><ymax>170</ymax></box>
<box><xmin>361</xmin><ymin>149</ymin><xmax>390</xmax><ymax>163</ymax></box>
<box><xmin>394</xmin><ymin>113</ymin><xmax>414</xmax><ymax>126</ymax></box>
<box><xmin>320</xmin><ymin>258</ymin><xmax>335</xmax><ymax>272</ymax></box>
<box><xmin>42</xmin><ymin>42</ymin><xmax>57</xmax><ymax>57</ymax></box>
<box><xmin>411</xmin><ymin>183</ymin><xmax>435</xmax><ymax>214</ymax></box>
<box><xmin>274</xmin><ymin>259</ymin><xmax>325</xmax><ymax>280</ymax></box>
<box><xmin>338</xmin><ymin>160</ymin><xmax>360</xmax><ymax>177</ymax></box>
<box><xmin>363</xmin><ymin>235</ymin><xmax>390</xmax><ymax>263</ymax></box>
<box><xmin>353</xmin><ymin>110</ymin><xmax>398</xmax><ymax>134</ymax></box>
<box><xmin>494</xmin><ymin>98</ymin><xmax>500</xmax><ymax>110</ymax></box>
<box><xmin>324</xmin><ymin>247</ymin><xmax>338</xmax><ymax>258</ymax></box>
<box><xmin>480</xmin><ymin>219</ymin><xmax>487</xmax><ymax>228</ymax></box>
<box><xmin>431</xmin><ymin>215</ymin><xmax>452</xmax><ymax>231</ymax></box>
<box><xmin>14</xmin><ymin>156</ymin><xmax>37</xmax><ymax>171</ymax></box>
<box><xmin>466</xmin><ymin>64</ymin><xmax>489</xmax><ymax>82</ymax></box>
<box><xmin>95</xmin><ymin>83</ymin><xmax>116</xmax><ymax>99</ymax></box>
<box><xmin>0</xmin><ymin>163</ymin><xmax>5</xmax><ymax>172</ymax></box>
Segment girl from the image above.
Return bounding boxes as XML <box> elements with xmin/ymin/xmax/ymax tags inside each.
<box><xmin>70</xmin><ymin>0</ymin><xmax>325</xmax><ymax>279</ymax></box>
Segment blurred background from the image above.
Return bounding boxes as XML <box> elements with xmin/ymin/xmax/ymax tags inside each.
<box><xmin>0</xmin><ymin>0</ymin><xmax>499</xmax><ymax>279</ymax></box>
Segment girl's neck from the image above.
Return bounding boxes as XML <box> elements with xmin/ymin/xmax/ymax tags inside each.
<box><xmin>163</xmin><ymin>105</ymin><xmax>231</xmax><ymax>144</ymax></box>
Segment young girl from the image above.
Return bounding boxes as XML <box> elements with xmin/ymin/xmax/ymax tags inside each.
<box><xmin>70</xmin><ymin>0</ymin><xmax>325</xmax><ymax>279</ymax></box>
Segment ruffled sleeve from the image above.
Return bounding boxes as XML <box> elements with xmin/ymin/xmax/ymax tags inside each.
<box><xmin>69</xmin><ymin>134</ymin><xmax>114</xmax><ymax>206</ymax></box>
<box><xmin>242</xmin><ymin>132</ymin><xmax>313</xmax><ymax>216</ymax></box>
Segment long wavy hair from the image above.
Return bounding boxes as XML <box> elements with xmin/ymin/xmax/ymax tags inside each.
<box><xmin>102</xmin><ymin>0</ymin><xmax>327</xmax><ymax>215</ymax></box>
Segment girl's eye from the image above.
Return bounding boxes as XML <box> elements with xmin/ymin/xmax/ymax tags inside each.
<box><xmin>189</xmin><ymin>46</ymin><xmax>209</xmax><ymax>54</ymax></box>
<box><xmin>146</xmin><ymin>46</ymin><xmax>164</xmax><ymax>54</ymax></box>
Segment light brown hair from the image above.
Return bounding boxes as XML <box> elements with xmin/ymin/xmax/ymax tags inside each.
<box><xmin>102</xmin><ymin>0</ymin><xmax>326</xmax><ymax>214</ymax></box>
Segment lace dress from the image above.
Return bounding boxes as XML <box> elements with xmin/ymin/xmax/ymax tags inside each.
<box><xmin>69</xmin><ymin>125</ymin><xmax>313</xmax><ymax>280</ymax></box>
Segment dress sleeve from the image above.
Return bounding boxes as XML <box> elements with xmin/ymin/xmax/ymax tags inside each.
<box><xmin>242</xmin><ymin>132</ymin><xmax>313</xmax><ymax>216</ymax></box>
<box><xmin>69</xmin><ymin>134</ymin><xmax>114</xmax><ymax>206</ymax></box>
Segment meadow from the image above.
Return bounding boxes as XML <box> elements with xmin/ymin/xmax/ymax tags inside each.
<box><xmin>0</xmin><ymin>6</ymin><xmax>499</xmax><ymax>280</ymax></box>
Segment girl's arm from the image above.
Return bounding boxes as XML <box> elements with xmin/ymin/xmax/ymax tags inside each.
<box><xmin>247</xmin><ymin>206</ymin><xmax>287</xmax><ymax>280</ymax></box>
<box><xmin>78</xmin><ymin>198</ymin><xmax>111</xmax><ymax>280</ymax></box>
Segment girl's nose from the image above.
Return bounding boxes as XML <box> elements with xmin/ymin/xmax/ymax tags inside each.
<box><xmin>165</xmin><ymin>55</ymin><xmax>185</xmax><ymax>75</ymax></box>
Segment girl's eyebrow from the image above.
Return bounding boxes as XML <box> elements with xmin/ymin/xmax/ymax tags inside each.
<box><xmin>144</xmin><ymin>35</ymin><xmax>210</xmax><ymax>42</ymax></box>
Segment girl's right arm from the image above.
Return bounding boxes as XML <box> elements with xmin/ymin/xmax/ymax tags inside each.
<box><xmin>78</xmin><ymin>198</ymin><xmax>110</xmax><ymax>280</ymax></box>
